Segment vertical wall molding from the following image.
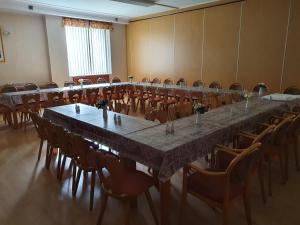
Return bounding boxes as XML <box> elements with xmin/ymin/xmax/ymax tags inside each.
<box><xmin>200</xmin><ymin>9</ymin><xmax>206</xmax><ymax>81</ymax></box>
<box><xmin>149</xmin><ymin>21</ymin><xmax>152</xmax><ymax>80</ymax></box>
<box><xmin>235</xmin><ymin>1</ymin><xmax>244</xmax><ymax>82</ymax></box>
<box><xmin>280</xmin><ymin>0</ymin><xmax>292</xmax><ymax>92</ymax></box>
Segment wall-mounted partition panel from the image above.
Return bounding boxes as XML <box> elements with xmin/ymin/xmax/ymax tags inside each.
<box><xmin>149</xmin><ymin>15</ymin><xmax>175</xmax><ymax>81</ymax></box>
<box><xmin>202</xmin><ymin>2</ymin><xmax>241</xmax><ymax>89</ymax></box>
<box><xmin>238</xmin><ymin>0</ymin><xmax>290</xmax><ymax>92</ymax></box>
<box><xmin>127</xmin><ymin>20</ymin><xmax>151</xmax><ymax>80</ymax></box>
<box><xmin>174</xmin><ymin>10</ymin><xmax>204</xmax><ymax>86</ymax></box>
<box><xmin>282</xmin><ymin>0</ymin><xmax>300</xmax><ymax>91</ymax></box>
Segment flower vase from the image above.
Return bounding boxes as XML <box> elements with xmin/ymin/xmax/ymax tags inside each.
<box><xmin>245</xmin><ymin>98</ymin><xmax>249</xmax><ymax>109</ymax></box>
<box><xmin>196</xmin><ymin>112</ymin><xmax>201</xmax><ymax>125</ymax></box>
<box><xmin>102</xmin><ymin>108</ymin><xmax>108</xmax><ymax>120</ymax></box>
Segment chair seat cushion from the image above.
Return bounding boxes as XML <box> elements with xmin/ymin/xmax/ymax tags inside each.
<box><xmin>104</xmin><ymin>170</ymin><xmax>154</xmax><ymax>197</ymax></box>
<box><xmin>187</xmin><ymin>170</ymin><xmax>244</xmax><ymax>202</ymax></box>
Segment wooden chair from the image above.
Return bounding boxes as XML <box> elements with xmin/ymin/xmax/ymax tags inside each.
<box><xmin>283</xmin><ymin>86</ymin><xmax>300</xmax><ymax>95</ymax></box>
<box><xmin>209</xmin><ymin>81</ymin><xmax>222</xmax><ymax>89</ymax></box>
<box><xmin>206</xmin><ymin>93</ymin><xmax>219</xmax><ymax>109</ymax></box>
<box><xmin>0</xmin><ymin>84</ymin><xmax>17</xmax><ymax>93</ymax></box>
<box><xmin>114</xmin><ymin>102</ymin><xmax>130</xmax><ymax>115</ymax></box>
<box><xmin>174</xmin><ymin>89</ymin><xmax>186</xmax><ymax>104</ymax></box>
<box><xmin>219</xmin><ymin>124</ymin><xmax>276</xmax><ymax>203</ymax></box>
<box><xmin>193</xmin><ymin>80</ymin><xmax>204</xmax><ymax>87</ymax></box>
<box><xmin>81</xmin><ymin>79</ymin><xmax>93</xmax><ymax>85</ymax></box>
<box><xmin>97</xmin><ymin>154</ymin><xmax>158</xmax><ymax>225</ymax></box>
<box><xmin>30</xmin><ymin>112</ymin><xmax>48</xmax><ymax>161</ymax></box>
<box><xmin>147</xmin><ymin>87</ymin><xmax>160</xmax><ymax>109</ymax></box>
<box><xmin>264</xmin><ymin>114</ymin><xmax>295</xmax><ymax>195</ymax></box>
<box><xmin>64</xmin><ymin>81</ymin><xmax>76</xmax><ymax>87</ymax></box>
<box><xmin>126</xmin><ymin>85</ymin><xmax>138</xmax><ymax>111</ymax></box>
<box><xmin>0</xmin><ymin>104</ymin><xmax>12</xmax><ymax>127</ymax></box>
<box><xmin>20</xmin><ymin>94</ymin><xmax>41</xmax><ymax>130</ymax></box>
<box><xmin>167</xmin><ymin>105</ymin><xmax>177</xmax><ymax>121</ymax></box>
<box><xmin>159</xmin><ymin>89</ymin><xmax>176</xmax><ymax>111</ymax></box>
<box><xmin>136</xmin><ymin>86</ymin><xmax>148</xmax><ymax>113</ymax></box>
<box><xmin>180</xmin><ymin>142</ymin><xmax>262</xmax><ymax>225</ymax></box>
<box><xmin>71</xmin><ymin>134</ymin><xmax>106</xmax><ymax>211</ymax></box>
<box><xmin>24</xmin><ymin>83</ymin><xmax>38</xmax><ymax>91</ymax></box>
<box><xmin>102</xmin><ymin>87</ymin><xmax>113</xmax><ymax>100</ymax></box>
<box><xmin>46</xmin><ymin>92</ymin><xmax>65</xmax><ymax>107</ymax></box>
<box><xmin>163</xmin><ymin>78</ymin><xmax>173</xmax><ymax>85</ymax></box>
<box><xmin>189</xmin><ymin>91</ymin><xmax>203</xmax><ymax>103</ymax></box>
<box><xmin>97</xmin><ymin>77</ymin><xmax>108</xmax><ymax>84</ymax></box>
<box><xmin>111</xmin><ymin>85</ymin><xmax>125</xmax><ymax>104</ymax></box>
<box><xmin>112</xmin><ymin>76</ymin><xmax>121</xmax><ymax>83</ymax></box>
<box><xmin>217</xmin><ymin>94</ymin><xmax>233</xmax><ymax>106</ymax></box>
<box><xmin>155</xmin><ymin>109</ymin><xmax>168</xmax><ymax>124</ymax></box>
<box><xmin>152</xmin><ymin>77</ymin><xmax>161</xmax><ymax>84</ymax></box>
<box><xmin>229</xmin><ymin>83</ymin><xmax>243</xmax><ymax>91</ymax></box>
<box><xmin>68</xmin><ymin>90</ymin><xmax>83</xmax><ymax>104</ymax></box>
<box><xmin>83</xmin><ymin>88</ymin><xmax>99</xmax><ymax>106</ymax></box>
<box><xmin>145</xmin><ymin>107</ymin><xmax>156</xmax><ymax>121</ymax></box>
<box><xmin>176</xmin><ymin>102</ymin><xmax>193</xmax><ymax>118</ymax></box>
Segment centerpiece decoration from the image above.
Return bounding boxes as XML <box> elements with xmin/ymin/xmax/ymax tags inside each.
<box><xmin>243</xmin><ymin>91</ymin><xmax>253</xmax><ymax>109</ymax></box>
<box><xmin>257</xmin><ymin>83</ymin><xmax>267</xmax><ymax>96</ymax></box>
<box><xmin>194</xmin><ymin>103</ymin><xmax>207</xmax><ymax>125</ymax></box>
<box><xmin>78</xmin><ymin>78</ymin><xmax>84</xmax><ymax>88</ymax></box>
<box><xmin>96</xmin><ymin>99</ymin><xmax>109</xmax><ymax>120</ymax></box>
<box><xmin>128</xmin><ymin>75</ymin><xmax>134</xmax><ymax>83</ymax></box>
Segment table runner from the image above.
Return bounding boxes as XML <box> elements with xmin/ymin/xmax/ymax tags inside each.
<box><xmin>43</xmin><ymin>98</ymin><xmax>300</xmax><ymax>181</ymax></box>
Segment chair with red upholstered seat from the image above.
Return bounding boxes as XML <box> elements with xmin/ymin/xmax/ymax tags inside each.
<box><xmin>180</xmin><ymin>142</ymin><xmax>262</xmax><ymax>225</ymax></box>
<box><xmin>97</xmin><ymin>154</ymin><xmax>158</xmax><ymax>225</ymax></box>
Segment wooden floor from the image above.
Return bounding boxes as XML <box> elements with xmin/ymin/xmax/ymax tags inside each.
<box><xmin>0</xmin><ymin>120</ymin><xmax>300</xmax><ymax>225</ymax></box>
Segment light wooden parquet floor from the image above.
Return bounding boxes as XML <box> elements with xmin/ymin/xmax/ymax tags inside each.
<box><xmin>0</xmin><ymin>117</ymin><xmax>300</xmax><ymax>225</ymax></box>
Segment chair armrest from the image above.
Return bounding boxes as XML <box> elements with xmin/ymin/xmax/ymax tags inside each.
<box><xmin>215</xmin><ymin>144</ymin><xmax>241</xmax><ymax>153</ymax></box>
<box><xmin>238</xmin><ymin>131</ymin><xmax>257</xmax><ymax>139</ymax></box>
<box><xmin>257</xmin><ymin>122</ymin><xmax>270</xmax><ymax>127</ymax></box>
<box><xmin>185</xmin><ymin>164</ymin><xmax>226</xmax><ymax>177</ymax></box>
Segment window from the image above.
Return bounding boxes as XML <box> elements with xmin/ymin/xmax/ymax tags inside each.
<box><xmin>64</xmin><ymin>20</ymin><xmax>112</xmax><ymax>77</ymax></box>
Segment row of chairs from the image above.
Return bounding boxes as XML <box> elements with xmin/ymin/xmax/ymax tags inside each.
<box><xmin>30</xmin><ymin>112</ymin><xmax>159</xmax><ymax>225</ymax></box>
<box><xmin>180</xmin><ymin>108</ymin><xmax>300</xmax><ymax>225</ymax></box>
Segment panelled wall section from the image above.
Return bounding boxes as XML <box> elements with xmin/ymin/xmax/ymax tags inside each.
<box><xmin>127</xmin><ymin>0</ymin><xmax>300</xmax><ymax>92</ymax></box>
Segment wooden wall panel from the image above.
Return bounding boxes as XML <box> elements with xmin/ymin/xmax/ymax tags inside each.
<box><xmin>127</xmin><ymin>20</ymin><xmax>151</xmax><ymax>81</ymax></box>
<box><xmin>202</xmin><ymin>2</ymin><xmax>241</xmax><ymax>89</ymax></box>
<box><xmin>174</xmin><ymin>10</ymin><xmax>204</xmax><ymax>86</ymax></box>
<box><xmin>149</xmin><ymin>15</ymin><xmax>175</xmax><ymax>81</ymax></box>
<box><xmin>282</xmin><ymin>0</ymin><xmax>300</xmax><ymax>90</ymax></box>
<box><xmin>238</xmin><ymin>0</ymin><xmax>290</xmax><ymax>92</ymax></box>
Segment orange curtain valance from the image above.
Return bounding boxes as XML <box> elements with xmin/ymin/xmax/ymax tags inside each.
<box><xmin>63</xmin><ymin>18</ymin><xmax>113</xmax><ymax>30</ymax></box>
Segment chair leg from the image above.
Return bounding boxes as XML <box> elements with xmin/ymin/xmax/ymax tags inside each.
<box><xmin>243</xmin><ymin>190</ymin><xmax>252</xmax><ymax>225</ymax></box>
<box><xmin>267</xmin><ymin>159</ymin><xmax>272</xmax><ymax>196</ymax></box>
<box><xmin>179</xmin><ymin>186</ymin><xmax>187</xmax><ymax>225</ymax></box>
<box><xmin>72</xmin><ymin>161</ymin><xmax>77</xmax><ymax>192</ymax></box>
<box><xmin>57</xmin><ymin>150</ymin><xmax>62</xmax><ymax>179</ymax></box>
<box><xmin>294</xmin><ymin>138</ymin><xmax>299</xmax><ymax>172</ymax></box>
<box><xmin>73</xmin><ymin>168</ymin><xmax>82</xmax><ymax>197</ymax></box>
<box><xmin>278</xmin><ymin>149</ymin><xmax>285</xmax><ymax>184</ymax></box>
<box><xmin>37</xmin><ymin>139</ymin><xmax>44</xmax><ymax>161</ymax></box>
<box><xmin>89</xmin><ymin>171</ymin><xmax>96</xmax><ymax>211</ymax></box>
<box><xmin>284</xmin><ymin>143</ymin><xmax>289</xmax><ymax>182</ymax></box>
<box><xmin>46</xmin><ymin>146</ymin><xmax>54</xmax><ymax>170</ymax></box>
<box><xmin>222</xmin><ymin>204</ymin><xmax>229</xmax><ymax>225</ymax></box>
<box><xmin>59</xmin><ymin>155</ymin><xmax>67</xmax><ymax>180</ymax></box>
<box><xmin>145</xmin><ymin>190</ymin><xmax>159</xmax><ymax>225</ymax></box>
<box><xmin>258</xmin><ymin>162</ymin><xmax>266</xmax><ymax>204</ymax></box>
<box><xmin>124</xmin><ymin>201</ymin><xmax>131</xmax><ymax>225</ymax></box>
<box><xmin>97</xmin><ymin>192</ymin><xmax>108</xmax><ymax>225</ymax></box>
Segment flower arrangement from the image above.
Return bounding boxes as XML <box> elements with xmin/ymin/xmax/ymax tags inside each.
<box><xmin>96</xmin><ymin>99</ymin><xmax>109</xmax><ymax>109</ymax></box>
<box><xmin>194</xmin><ymin>103</ymin><xmax>207</xmax><ymax>114</ymax></box>
<box><xmin>128</xmin><ymin>75</ymin><xmax>134</xmax><ymax>82</ymax></box>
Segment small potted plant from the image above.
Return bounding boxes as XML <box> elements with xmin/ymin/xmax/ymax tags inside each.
<box><xmin>96</xmin><ymin>99</ymin><xmax>109</xmax><ymax>120</ymax></box>
<box><xmin>128</xmin><ymin>75</ymin><xmax>134</xmax><ymax>83</ymax></box>
<box><xmin>194</xmin><ymin>103</ymin><xmax>207</xmax><ymax>124</ymax></box>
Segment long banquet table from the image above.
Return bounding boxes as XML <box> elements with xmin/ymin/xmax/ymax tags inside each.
<box><xmin>0</xmin><ymin>82</ymin><xmax>240</xmax><ymax>128</ymax></box>
<box><xmin>43</xmin><ymin>97</ymin><xmax>300</xmax><ymax>225</ymax></box>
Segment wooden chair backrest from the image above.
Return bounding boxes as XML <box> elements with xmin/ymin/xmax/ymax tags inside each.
<box><xmin>145</xmin><ymin>107</ymin><xmax>156</xmax><ymax>121</ymax></box>
<box><xmin>229</xmin><ymin>83</ymin><xmax>243</xmax><ymax>91</ymax></box>
<box><xmin>97</xmin><ymin>77</ymin><xmax>107</xmax><ymax>83</ymax></box>
<box><xmin>114</xmin><ymin>103</ymin><xmax>130</xmax><ymax>115</ymax></box>
<box><xmin>283</xmin><ymin>86</ymin><xmax>300</xmax><ymax>95</ymax></box>
<box><xmin>168</xmin><ymin>105</ymin><xmax>177</xmax><ymax>121</ymax></box>
<box><xmin>193</xmin><ymin>80</ymin><xmax>204</xmax><ymax>87</ymax></box>
<box><xmin>112</xmin><ymin>77</ymin><xmax>121</xmax><ymax>83</ymax></box>
<box><xmin>21</xmin><ymin>94</ymin><xmax>41</xmax><ymax>112</ymax></box>
<box><xmin>155</xmin><ymin>109</ymin><xmax>168</xmax><ymax>123</ymax></box>
<box><xmin>46</xmin><ymin>82</ymin><xmax>59</xmax><ymax>89</ymax></box>
<box><xmin>86</xmin><ymin>88</ymin><xmax>99</xmax><ymax>105</ymax></box>
<box><xmin>176</xmin><ymin>78</ymin><xmax>185</xmax><ymax>85</ymax></box>
<box><xmin>64</xmin><ymin>81</ymin><xmax>76</xmax><ymax>87</ymax></box>
<box><xmin>209</xmin><ymin>81</ymin><xmax>222</xmax><ymax>89</ymax></box>
<box><xmin>24</xmin><ymin>83</ymin><xmax>38</xmax><ymax>91</ymax></box>
<box><xmin>1</xmin><ymin>84</ymin><xmax>17</xmax><ymax>93</ymax></box>
<box><xmin>152</xmin><ymin>77</ymin><xmax>161</xmax><ymax>84</ymax></box>
<box><xmin>163</xmin><ymin>78</ymin><xmax>173</xmax><ymax>85</ymax></box>
<box><xmin>253</xmin><ymin>83</ymin><xmax>269</xmax><ymax>93</ymax></box>
<box><xmin>47</xmin><ymin>92</ymin><xmax>65</xmax><ymax>107</ymax></box>
<box><xmin>29</xmin><ymin>112</ymin><xmax>46</xmax><ymax>139</ymax></box>
<box><xmin>81</xmin><ymin>79</ymin><xmax>93</xmax><ymax>85</ymax></box>
<box><xmin>141</xmin><ymin>77</ymin><xmax>148</xmax><ymax>82</ymax></box>
<box><xmin>68</xmin><ymin>90</ymin><xmax>83</xmax><ymax>103</ymax></box>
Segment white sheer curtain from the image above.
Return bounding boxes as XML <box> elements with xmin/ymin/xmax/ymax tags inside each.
<box><xmin>65</xmin><ymin>26</ymin><xmax>112</xmax><ymax>77</ymax></box>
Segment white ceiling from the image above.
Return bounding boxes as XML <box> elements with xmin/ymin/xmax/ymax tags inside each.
<box><xmin>0</xmin><ymin>0</ymin><xmax>224</xmax><ymax>23</ymax></box>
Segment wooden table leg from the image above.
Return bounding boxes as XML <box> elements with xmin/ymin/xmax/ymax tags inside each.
<box><xmin>160</xmin><ymin>179</ymin><xmax>171</xmax><ymax>225</ymax></box>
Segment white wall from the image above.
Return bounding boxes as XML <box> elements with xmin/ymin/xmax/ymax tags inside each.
<box><xmin>0</xmin><ymin>12</ymin><xmax>51</xmax><ymax>85</ymax></box>
<box><xmin>0</xmin><ymin>12</ymin><xmax>128</xmax><ymax>87</ymax></box>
